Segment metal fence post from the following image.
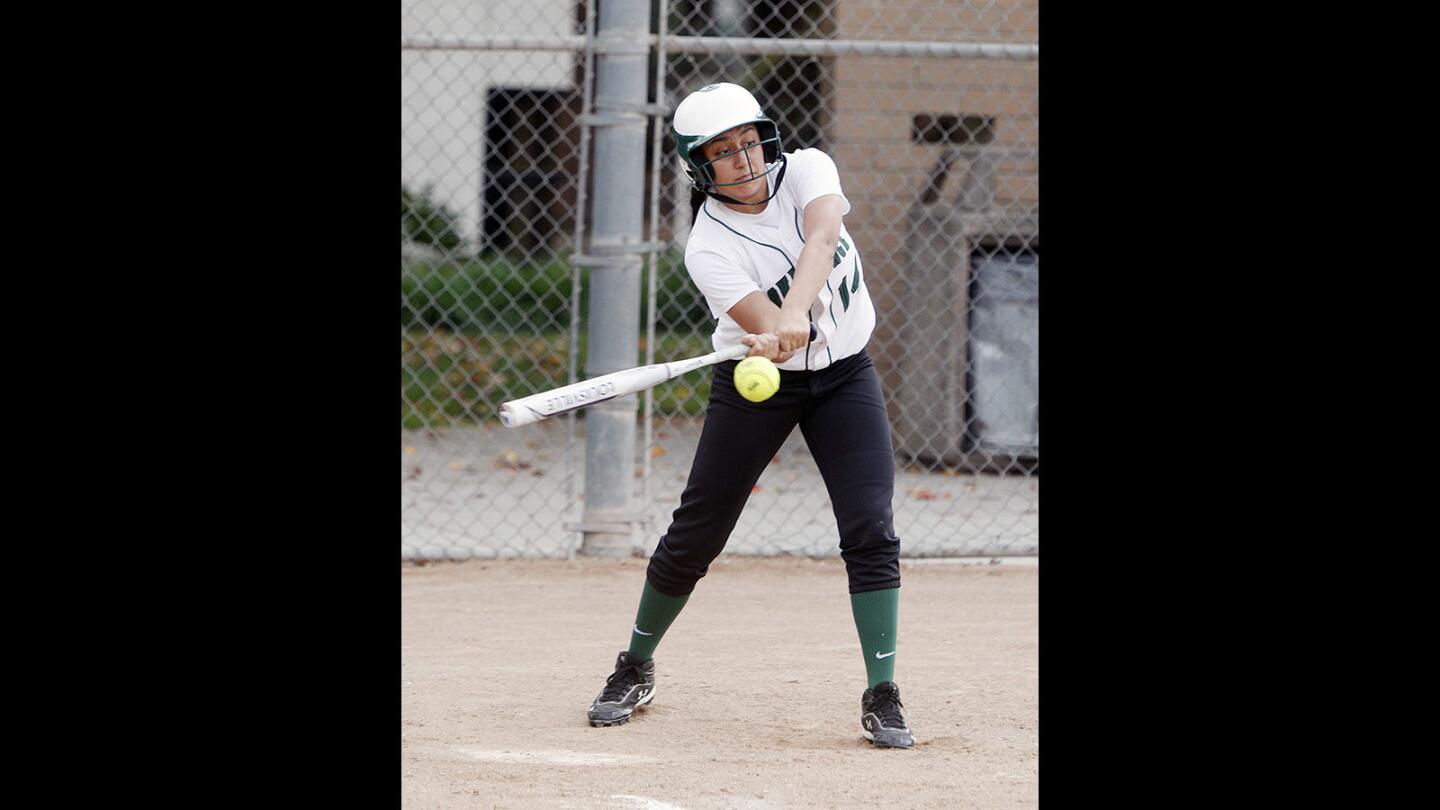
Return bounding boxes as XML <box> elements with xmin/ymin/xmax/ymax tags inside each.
<box><xmin>576</xmin><ymin>0</ymin><xmax>653</xmax><ymax>556</ymax></box>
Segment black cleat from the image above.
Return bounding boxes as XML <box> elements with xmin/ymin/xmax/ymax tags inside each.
<box><xmin>861</xmin><ymin>681</ymin><xmax>915</xmax><ymax>748</ymax></box>
<box><xmin>587</xmin><ymin>651</ymin><xmax>656</xmax><ymax>727</ymax></box>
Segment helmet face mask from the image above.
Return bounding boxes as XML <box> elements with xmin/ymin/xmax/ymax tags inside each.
<box><xmin>672</xmin><ymin>83</ymin><xmax>787</xmax><ymax>203</ymax></box>
<box><xmin>690</xmin><ymin>120</ymin><xmax>781</xmax><ymax>188</ymax></box>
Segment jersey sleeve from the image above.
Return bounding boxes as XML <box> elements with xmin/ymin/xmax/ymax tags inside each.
<box><xmin>787</xmin><ymin>148</ymin><xmax>852</xmax><ymax>216</ymax></box>
<box><xmin>685</xmin><ymin>243</ymin><xmax>762</xmax><ymax>320</ymax></box>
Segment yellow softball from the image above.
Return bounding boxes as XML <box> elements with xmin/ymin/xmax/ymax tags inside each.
<box><xmin>733</xmin><ymin>356</ymin><xmax>780</xmax><ymax>403</ymax></box>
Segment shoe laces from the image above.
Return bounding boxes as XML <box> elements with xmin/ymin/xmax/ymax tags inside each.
<box><xmin>872</xmin><ymin>687</ymin><xmax>906</xmax><ymax>729</ymax></box>
<box><xmin>600</xmin><ymin>662</ymin><xmax>643</xmax><ymax>702</ymax></box>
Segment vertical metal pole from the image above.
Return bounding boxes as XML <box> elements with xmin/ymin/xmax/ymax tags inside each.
<box><xmin>579</xmin><ymin>0</ymin><xmax>651</xmax><ymax>556</ymax></box>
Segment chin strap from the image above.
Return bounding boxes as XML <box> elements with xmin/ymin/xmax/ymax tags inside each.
<box><xmin>702</xmin><ymin>154</ymin><xmax>788</xmax><ymax>207</ymax></box>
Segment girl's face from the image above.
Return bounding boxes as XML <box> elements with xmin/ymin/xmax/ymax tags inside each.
<box><xmin>701</xmin><ymin>124</ymin><xmax>768</xmax><ymax>202</ymax></box>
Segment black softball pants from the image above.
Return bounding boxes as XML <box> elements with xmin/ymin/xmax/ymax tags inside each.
<box><xmin>646</xmin><ymin>348</ymin><xmax>901</xmax><ymax>597</ymax></box>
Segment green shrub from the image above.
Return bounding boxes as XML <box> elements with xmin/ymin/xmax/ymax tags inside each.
<box><xmin>400</xmin><ymin>251</ymin><xmax>711</xmax><ymax>334</ymax></box>
<box><xmin>401</xmin><ymin>183</ymin><xmax>465</xmax><ymax>252</ymax></box>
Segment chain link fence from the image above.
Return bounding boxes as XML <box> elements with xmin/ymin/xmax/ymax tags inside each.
<box><xmin>402</xmin><ymin>0</ymin><xmax>1038</xmax><ymax>561</ymax></box>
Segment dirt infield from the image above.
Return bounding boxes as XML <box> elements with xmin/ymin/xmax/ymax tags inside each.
<box><xmin>402</xmin><ymin>557</ymin><xmax>1038</xmax><ymax>809</ymax></box>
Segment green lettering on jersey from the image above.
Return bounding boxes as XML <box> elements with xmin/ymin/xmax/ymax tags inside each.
<box><xmin>765</xmin><ymin>265</ymin><xmax>797</xmax><ymax>305</ymax></box>
<box><xmin>832</xmin><ymin>240</ymin><xmax>861</xmax><ymax>313</ymax></box>
<box><xmin>761</xmin><ymin>234</ymin><xmax>858</xmax><ymax>314</ymax></box>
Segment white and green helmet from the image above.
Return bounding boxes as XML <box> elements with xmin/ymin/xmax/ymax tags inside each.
<box><xmin>672</xmin><ymin>82</ymin><xmax>786</xmax><ymax>200</ymax></box>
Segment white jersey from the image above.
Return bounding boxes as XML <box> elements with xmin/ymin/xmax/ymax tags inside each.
<box><xmin>684</xmin><ymin>148</ymin><xmax>875</xmax><ymax>371</ymax></box>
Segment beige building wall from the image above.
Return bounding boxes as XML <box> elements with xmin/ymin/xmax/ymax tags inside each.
<box><xmin>827</xmin><ymin>0</ymin><xmax>1038</xmax><ymax>423</ymax></box>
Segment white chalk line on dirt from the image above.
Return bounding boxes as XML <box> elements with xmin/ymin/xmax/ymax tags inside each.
<box><xmin>454</xmin><ymin>747</ymin><xmax>658</xmax><ymax>766</ymax></box>
<box><xmin>608</xmin><ymin>796</ymin><xmax>689</xmax><ymax>810</ymax></box>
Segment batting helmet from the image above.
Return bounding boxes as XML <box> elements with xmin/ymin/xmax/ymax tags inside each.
<box><xmin>672</xmin><ymin>83</ymin><xmax>786</xmax><ymax>203</ymax></box>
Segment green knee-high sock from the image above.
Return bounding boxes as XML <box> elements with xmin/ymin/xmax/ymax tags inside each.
<box><xmin>850</xmin><ymin>587</ymin><xmax>900</xmax><ymax>688</ymax></box>
<box><xmin>626</xmin><ymin>580</ymin><xmax>691</xmax><ymax>661</ymax></box>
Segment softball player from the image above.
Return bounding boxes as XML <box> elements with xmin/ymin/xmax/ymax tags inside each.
<box><xmin>586</xmin><ymin>82</ymin><xmax>913</xmax><ymax>748</ymax></box>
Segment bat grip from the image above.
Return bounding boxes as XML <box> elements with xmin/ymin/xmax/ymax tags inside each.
<box><xmin>808</xmin><ymin>323</ymin><xmax>818</xmax><ymax>342</ymax></box>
